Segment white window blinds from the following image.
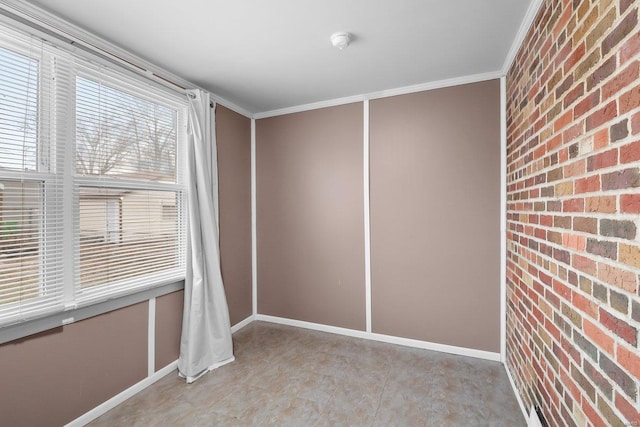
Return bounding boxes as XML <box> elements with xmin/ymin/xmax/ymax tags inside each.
<box><xmin>0</xmin><ymin>34</ymin><xmax>65</xmax><ymax>324</ymax></box>
<box><xmin>73</xmin><ymin>72</ymin><xmax>186</xmax><ymax>303</ymax></box>
<box><xmin>0</xmin><ymin>23</ymin><xmax>187</xmax><ymax>327</ymax></box>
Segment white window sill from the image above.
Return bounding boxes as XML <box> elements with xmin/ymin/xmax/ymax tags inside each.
<box><xmin>0</xmin><ymin>280</ymin><xmax>184</xmax><ymax>345</ymax></box>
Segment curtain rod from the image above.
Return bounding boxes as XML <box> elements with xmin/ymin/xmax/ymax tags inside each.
<box><xmin>187</xmin><ymin>92</ymin><xmax>215</xmax><ymax>108</ymax></box>
<box><xmin>0</xmin><ymin>0</ymin><xmax>252</xmax><ymax>117</ymax></box>
<box><xmin>0</xmin><ymin>1</ymin><xmax>188</xmax><ymax>95</ymax></box>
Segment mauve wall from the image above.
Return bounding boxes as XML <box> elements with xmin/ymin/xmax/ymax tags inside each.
<box><xmin>0</xmin><ymin>303</ymin><xmax>148</xmax><ymax>427</ymax></box>
<box><xmin>155</xmin><ymin>290</ymin><xmax>183</xmax><ymax>370</ymax></box>
<box><xmin>369</xmin><ymin>80</ymin><xmax>502</xmax><ymax>352</ymax></box>
<box><xmin>256</xmin><ymin>103</ymin><xmax>366</xmax><ymax>330</ymax></box>
<box><xmin>217</xmin><ymin>104</ymin><xmax>253</xmax><ymax>326</ymax></box>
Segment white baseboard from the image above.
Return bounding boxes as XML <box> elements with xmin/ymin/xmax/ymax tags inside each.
<box><xmin>504</xmin><ymin>361</ymin><xmax>529</xmax><ymax>423</ymax></box>
<box><xmin>254</xmin><ymin>314</ymin><xmax>501</xmax><ymax>362</ymax></box>
<box><xmin>65</xmin><ymin>360</ymin><xmax>178</xmax><ymax>427</ymax></box>
<box><xmin>528</xmin><ymin>406</ymin><xmax>545</xmax><ymax>427</ymax></box>
<box><xmin>231</xmin><ymin>315</ymin><xmax>254</xmax><ymax>333</ymax></box>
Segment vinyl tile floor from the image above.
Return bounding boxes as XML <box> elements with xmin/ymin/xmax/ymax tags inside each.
<box><xmin>89</xmin><ymin>322</ymin><xmax>525</xmax><ymax>426</ymax></box>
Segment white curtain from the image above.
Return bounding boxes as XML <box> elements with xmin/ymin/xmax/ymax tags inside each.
<box><xmin>178</xmin><ymin>89</ymin><xmax>234</xmax><ymax>383</ymax></box>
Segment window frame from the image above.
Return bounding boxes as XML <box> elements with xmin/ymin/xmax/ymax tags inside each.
<box><xmin>71</xmin><ymin>63</ymin><xmax>188</xmax><ymax>307</ymax></box>
<box><xmin>0</xmin><ymin>23</ymin><xmax>188</xmax><ymax>341</ymax></box>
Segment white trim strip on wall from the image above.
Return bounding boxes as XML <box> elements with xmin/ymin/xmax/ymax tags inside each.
<box><xmin>505</xmin><ymin>360</ymin><xmax>529</xmax><ymax>423</ymax></box>
<box><xmin>254</xmin><ymin>314</ymin><xmax>501</xmax><ymax>362</ymax></box>
<box><xmin>147</xmin><ymin>297</ymin><xmax>156</xmax><ymax>376</ymax></box>
<box><xmin>500</xmin><ymin>77</ymin><xmax>508</xmax><ymax>363</ymax></box>
<box><xmin>253</xmin><ymin>71</ymin><xmax>503</xmax><ymax>119</ymax></box>
<box><xmin>65</xmin><ymin>360</ymin><xmax>178</xmax><ymax>427</ymax></box>
<box><xmin>363</xmin><ymin>99</ymin><xmax>372</xmax><ymax>333</ymax></box>
<box><xmin>251</xmin><ymin>118</ymin><xmax>258</xmax><ymax>316</ymax></box>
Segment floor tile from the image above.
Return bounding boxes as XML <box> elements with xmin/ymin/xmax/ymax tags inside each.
<box><xmin>89</xmin><ymin>322</ymin><xmax>525</xmax><ymax>427</ymax></box>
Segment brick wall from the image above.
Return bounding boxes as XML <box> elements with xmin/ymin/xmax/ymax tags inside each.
<box><xmin>506</xmin><ymin>0</ymin><xmax>640</xmax><ymax>425</ymax></box>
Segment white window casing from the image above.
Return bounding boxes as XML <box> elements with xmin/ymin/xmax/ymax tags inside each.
<box><xmin>0</xmin><ymin>22</ymin><xmax>187</xmax><ymax>331</ymax></box>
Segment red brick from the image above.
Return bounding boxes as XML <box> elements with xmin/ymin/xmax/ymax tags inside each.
<box><xmin>619</xmin><ymin>85</ymin><xmax>640</xmax><ymax>115</ymax></box>
<box><xmin>573</xmin><ymin>216</ymin><xmax>597</xmax><ymax>234</ymax></box>
<box><xmin>556</xmin><ymin>75</ymin><xmax>575</xmax><ymax>101</ymax></box>
<box><xmin>620</xmin><ymin>139</ymin><xmax>640</xmax><ymax>163</ymax></box>
<box><xmin>602</xmin><ymin>8</ymin><xmax>638</xmax><ymax>56</ymax></box>
<box><xmin>559</xmin><ymin>148</ymin><xmax>570</xmax><ymax>164</ymax></box>
<box><xmin>550</xmin><ymin>219</ymin><xmax>568</xmax><ymax>234</ymax></box>
<box><xmin>614</xmin><ymin>392</ymin><xmax>640</xmax><ymax>425</ymax></box>
<box><xmin>572</xmin><ymin>291</ymin><xmax>598</xmax><ymax>318</ymax></box>
<box><xmin>564</xmin><ymin>159</ymin><xmax>586</xmax><ymax>177</ymax></box>
<box><xmin>572</xmin><ymin>254</ymin><xmax>597</xmax><ymax>276</ymax></box>
<box><xmin>562</xmin><ymin>233</ymin><xmax>586</xmax><ymax>251</ymax></box>
<box><xmin>582</xmin><ymin>399</ymin><xmax>606</xmax><ymax>427</ymax></box>
<box><xmin>586</xmin><ymin>100</ymin><xmax>618</xmax><ymax>131</ymax></box>
<box><xmin>632</xmin><ymin>111</ymin><xmax>640</xmax><ymax>134</ymax></box>
<box><xmin>617</xmin><ymin>344</ymin><xmax>640</xmax><ymax>380</ymax></box>
<box><xmin>574</xmin><ymin>90</ymin><xmax>601</xmax><ymax>119</ymax></box>
<box><xmin>564</xmin><ymin>42</ymin><xmax>586</xmax><ymax>74</ymax></box>
<box><xmin>575</xmin><ymin>175</ymin><xmax>601</xmax><ymax>193</ymax></box>
<box><xmin>563</xmin><ymin>84</ymin><xmax>584</xmax><ymax>110</ymax></box>
<box><xmin>587</xmin><ymin>149</ymin><xmax>618</xmax><ymax>171</ymax></box>
<box><xmin>598</xmin><ymin>263</ymin><xmax>638</xmax><ymax>293</ymax></box>
<box><xmin>547</xmin><ymin>134</ymin><xmax>563</xmax><ymax>151</ymax></box>
<box><xmin>554</xmin><ymin>110</ymin><xmax>574</xmax><ymax>132</ymax></box>
<box><xmin>594</xmin><ymin>128</ymin><xmax>609</xmax><ymax>149</ymax></box>
<box><xmin>602</xmin><ymin>60</ymin><xmax>639</xmax><ymax>101</ymax></box>
<box><xmin>584</xmin><ymin>318</ymin><xmax>615</xmax><ymax>355</ymax></box>
<box><xmin>553</xmin><ymin>5</ymin><xmax>572</xmax><ymax>38</ymax></box>
<box><xmin>621</xmin><ymin>32</ymin><xmax>640</xmax><ymax>65</ymax></box>
<box><xmin>587</xmin><ymin>56</ymin><xmax>616</xmax><ymax>91</ymax></box>
<box><xmin>620</xmin><ymin>194</ymin><xmax>640</xmax><ymax>213</ymax></box>
<box><xmin>558</xmin><ymin>121</ymin><xmax>584</xmax><ymax>143</ymax></box>
<box><xmin>562</xmin><ymin>198</ymin><xmax>584</xmax><ymax>212</ymax></box>
<box><xmin>600</xmin><ymin>308</ymin><xmax>638</xmax><ymax>346</ymax></box>
<box><xmin>540</xmin><ymin>214</ymin><xmax>553</xmax><ymax>227</ymax></box>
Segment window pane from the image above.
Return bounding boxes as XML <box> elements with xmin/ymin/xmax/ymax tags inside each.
<box><xmin>0</xmin><ymin>46</ymin><xmax>38</xmax><ymax>172</ymax></box>
<box><xmin>75</xmin><ymin>77</ymin><xmax>177</xmax><ymax>183</ymax></box>
<box><xmin>79</xmin><ymin>187</ymin><xmax>181</xmax><ymax>289</ymax></box>
<box><xmin>0</xmin><ymin>180</ymin><xmax>41</xmax><ymax>305</ymax></box>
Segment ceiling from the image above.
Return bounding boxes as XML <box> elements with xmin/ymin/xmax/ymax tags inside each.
<box><xmin>27</xmin><ymin>0</ymin><xmax>535</xmax><ymax>115</ymax></box>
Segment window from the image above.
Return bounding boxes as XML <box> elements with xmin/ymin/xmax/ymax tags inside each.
<box><xmin>0</xmin><ymin>26</ymin><xmax>186</xmax><ymax>327</ymax></box>
<box><xmin>74</xmin><ymin>74</ymin><xmax>185</xmax><ymax>301</ymax></box>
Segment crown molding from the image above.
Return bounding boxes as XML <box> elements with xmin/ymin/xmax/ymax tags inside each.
<box><xmin>254</xmin><ymin>70</ymin><xmax>502</xmax><ymax>119</ymax></box>
<box><xmin>501</xmin><ymin>0</ymin><xmax>545</xmax><ymax>75</ymax></box>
